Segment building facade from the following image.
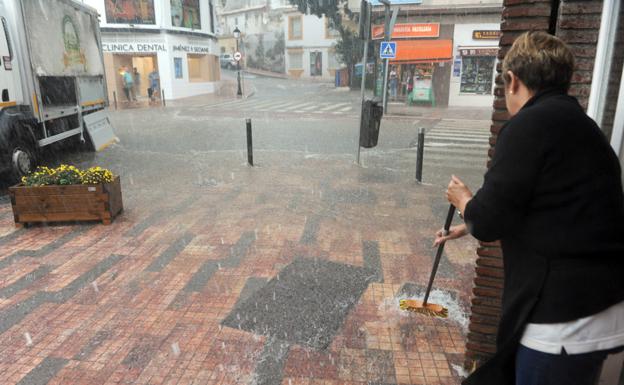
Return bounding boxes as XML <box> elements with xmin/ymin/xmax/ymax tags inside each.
<box><xmin>83</xmin><ymin>0</ymin><xmax>220</xmax><ymax>102</ymax></box>
<box><xmin>368</xmin><ymin>1</ymin><xmax>502</xmax><ymax>107</ymax></box>
<box><xmin>450</xmin><ymin>23</ymin><xmax>500</xmax><ymax>107</ymax></box>
<box><xmin>218</xmin><ymin>0</ymin><xmax>288</xmax><ymax>73</ymax></box>
<box><xmin>283</xmin><ymin>11</ymin><xmax>343</xmax><ymax>80</ymax></box>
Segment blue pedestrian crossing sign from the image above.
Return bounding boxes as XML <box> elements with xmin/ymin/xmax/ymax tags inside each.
<box><xmin>380</xmin><ymin>41</ymin><xmax>396</xmax><ymax>59</ymax></box>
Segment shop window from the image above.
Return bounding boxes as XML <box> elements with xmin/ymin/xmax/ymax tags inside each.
<box><xmin>289</xmin><ymin>16</ymin><xmax>302</xmax><ymax>40</ymax></box>
<box><xmin>171</xmin><ymin>0</ymin><xmax>201</xmax><ymax>29</ymax></box>
<box><xmin>460</xmin><ymin>56</ymin><xmax>494</xmax><ymax>94</ymax></box>
<box><xmin>174</xmin><ymin>57</ymin><xmax>183</xmax><ymax>79</ymax></box>
<box><xmin>105</xmin><ymin>0</ymin><xmax>156</xmax><ymax>25</ymax></box>
<box><xmin>288</xmin><ymin>52</ymin><xmax>303</xmax><ymax>69</ymax></box>
<box><xmin>310</xmin><ymin>51</ymin><xmax>322</xmax><ymax>76</ymax></box>
<box><xmin>188</xmin><ymin>54</ymin><xmax>219</xmax><ymax>82</ymax></box>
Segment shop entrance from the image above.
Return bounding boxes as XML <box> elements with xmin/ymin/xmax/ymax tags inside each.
<box><xmin>374</xmin><ymin>39</ymin><xmax>453</xmax><ymax>107</ymax></box>
<box><xmin>106</xmin><ymin>53</ymin><xmax>159</xmax><ymax>103</ymax></box>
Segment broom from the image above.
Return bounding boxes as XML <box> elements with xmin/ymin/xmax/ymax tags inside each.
<box><xmin>399</xmin><ymin>203</ymin><xmax>455</xmax><ymax>318</ymax></box>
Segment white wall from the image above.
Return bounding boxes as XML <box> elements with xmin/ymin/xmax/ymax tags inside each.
<box><xmin>101</xmin><ymin>31</ymin><xmax>219</xmax><ymax>100</ymax></box>
<box><xmin>223</xmin><ymin>10</ymin><xmax>266</xmax><ymax>36</ymax></box>
<box><xmin>448</xmin><ymin>23</ymin><xmax>499</xmax><ymax>107</ymax></box>
<box><xmin>164</xmin><ymin>34</ymin><xmax>219</xmax><ymax>99</ymax></box>
<box><xmin>284</xmin><ymin>13</ymin><xmax>338</xmax><ymax>80</ymax></box>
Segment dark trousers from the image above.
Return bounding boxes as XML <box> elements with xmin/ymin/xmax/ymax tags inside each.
<box><xmin>516</xmin><ymin>344</ymin><xmax>623</xmax><ymax>385</ymax></box>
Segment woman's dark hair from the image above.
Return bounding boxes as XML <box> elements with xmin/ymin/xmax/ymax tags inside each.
<box><xmin>502</xmin><ymin>32</ymin><xmax>575</xmax><ymax>92</ymax></box>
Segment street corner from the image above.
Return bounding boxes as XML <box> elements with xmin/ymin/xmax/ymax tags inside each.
<box><xmin>0</xmin><ymin>152</ymin><xmax>477</xmax><ymax>385</ymax></box>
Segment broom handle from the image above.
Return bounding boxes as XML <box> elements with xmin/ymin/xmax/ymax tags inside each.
<box><xmin>423</xmin><ymin>203</ymin><xmax>455</xmax><ymax>306</ymax></box>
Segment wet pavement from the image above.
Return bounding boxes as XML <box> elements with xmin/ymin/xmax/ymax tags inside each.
<box><xmin>0</xmin><ymin>77</ymin><xmax>487</xmax><ymax>385</ymax></box>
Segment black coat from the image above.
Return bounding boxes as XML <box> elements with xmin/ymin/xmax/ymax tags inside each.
<box><xmin>462</xmin><ymin>88</ymin><xmax>624</xmax><ymax>385</ymax></box>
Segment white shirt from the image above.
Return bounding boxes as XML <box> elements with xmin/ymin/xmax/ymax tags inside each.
<box><xmin>520</xmin><ymin>301</ymin><xmax>624</xmax><ymax>354</ymax></box>
<box><xmin>520</xmin><ymin>300</ymin><xmax>624</xmax><ymax>354</ymax></box>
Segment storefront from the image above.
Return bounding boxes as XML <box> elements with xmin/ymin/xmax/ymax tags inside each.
<box><xmin>449</xmin><ymin>24</ymin><xmax>500</xmax><ymax>107</ymax></box>
<box><xmin>372</xmin><ymin>23</ymin><xmax>454</xmax><ymax>106</ymax></box>
<box><xmin>101</xmin><ymin>35</ymin><xmax>220</xmax><ymax>102</ymax></box>
<box><xmin>85</xmin><ymin>0</ymin><xmax>220</xmax><ymax>102</ymax></box>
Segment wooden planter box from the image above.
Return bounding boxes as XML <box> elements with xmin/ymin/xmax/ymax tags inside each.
<box><xmin>9</xmin><ymin>176</ymin><xmax>123</xmax><ymax>227</ymax></box>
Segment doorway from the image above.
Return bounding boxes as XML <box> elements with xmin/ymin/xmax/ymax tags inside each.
<box><xmin>108</xmin><ymin>53</ymin><xmax>158</xmax><ymax>103</ymax></box>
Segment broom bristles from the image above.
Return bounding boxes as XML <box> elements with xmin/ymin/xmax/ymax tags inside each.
<box><xmin>399</xmin><ymin>299</ymin><xmax>448</xmax><ymax>318</ymax></box>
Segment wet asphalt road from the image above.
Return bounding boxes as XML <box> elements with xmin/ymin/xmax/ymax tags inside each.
<box><xmin>1</xmin><ymin>72</ymin><xmax>491</xmax><ymax>193</ymax></box>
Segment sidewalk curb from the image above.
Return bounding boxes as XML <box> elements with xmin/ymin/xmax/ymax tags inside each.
<box><xmin>244</xmin><ymin>68</ymin><xmax>288</xmax><ymax>79</ymax></box>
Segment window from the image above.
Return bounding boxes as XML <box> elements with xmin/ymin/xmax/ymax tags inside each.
<box><xmin>105</xmin><ymin>0</ymin><xmax>156</xmax><ymax>24</ymax></box>
<box><xmin>289</xmin><ymin>16</ymin><xmax>302</xmax><ymax>40</ymax></box>
<box><xmin>188</xmin><ymin>54</ymin><xmax>219</xmax><ymax>82</ymax></box>
<box><xmin>174</xmin><ymin>57</ymin><xmax>183</xmax><ymax>78</ymax></box>
<box><xmin>328</xmin><ymin>51</ymin><xmax>341</xmax><ymax>69</ymax></box>
<box><xmin>325</xmin><ymin>18</ymin><xmax>340</xmax><ymax>39</ymax></box>
<box><xmin>460</xmin><ymin>56</ymin><xmax>494</xmax><ymax>94</ymax></box>
<box><xmin>171</xmin><ymin>0</ymin><xmax>201</xmax><ymax>29</ymax></box>
<box><xmin>310</xmin><ymin>51</ymin><xmax>322</xmax><ymax>76</ymax></box>
<box><xmin>209</xmin><ymin>2</ymin><xmax>215</xmax><ymax>33</ymax></box>
<box><xmin>288</xmin><ymin>51</ymin><xmax>303</xmax><ymax>69</ymax></box>
<box><xmin>1</xmin><ymin>17</ymin><xmax>13</xmax><ymax>61</ymax></box>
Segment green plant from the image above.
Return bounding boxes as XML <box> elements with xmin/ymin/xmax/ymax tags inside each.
<box><xmin>21</xmin><ymin>166</ymin><xmax>56</xmax><ymax>187</ymax></box>
<box><xmin>55</xmin><ymin>164</ymin><xmax>82</xmax><ymax>185</ymax></box>
<box><xmin>81</xmin><ymin>167</ymin><xmax>114</xmax><ymax>184</ymax></box>
<box><xmin>21</xmin><ymin>165</ymin><xmax>115</xmax><ymax>186</ymax></box>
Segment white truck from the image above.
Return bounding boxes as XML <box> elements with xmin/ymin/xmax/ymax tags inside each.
<box><xmin>0</xmin><ymin>0</ymin><xmax>115</xmax><ymax>181</ymax></box>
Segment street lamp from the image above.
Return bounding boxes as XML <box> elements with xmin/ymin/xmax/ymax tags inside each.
<box><xmin>233</xmin><ymin>26</ymin><xmax>242</xmax><ymax>97</ymax></box>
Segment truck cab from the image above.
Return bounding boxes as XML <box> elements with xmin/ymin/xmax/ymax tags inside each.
<box><xmin>0</xmin><ymin>16</ymin><xmax>21</xmax><ymax>106</ymax></box>
<box><xmin>0</xmin><ymin>4</ymin><xmax>35</xmax><ymax>180</ymax></box>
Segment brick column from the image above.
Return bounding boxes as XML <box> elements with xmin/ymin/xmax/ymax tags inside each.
<box><xmin>556</xmin><ymin>0</ymin><xmax>603</xmax><ymax>110</ymax></box>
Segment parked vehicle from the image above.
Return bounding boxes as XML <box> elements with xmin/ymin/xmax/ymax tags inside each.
<box><xmin>220</xmin><ymin>53</ymin><xmax>236</xmax><ymax>70</ymax></box>
<box><xmin>0</xmin><ymin>0</ymin><xmax>114</xmax><ymax>181</ymax></box>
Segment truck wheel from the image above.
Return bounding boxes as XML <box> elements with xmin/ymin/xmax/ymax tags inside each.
<box><xmin>10</xmin><ymin>140</ymin><xmax>37</xmax><ymax>180</ymax></box>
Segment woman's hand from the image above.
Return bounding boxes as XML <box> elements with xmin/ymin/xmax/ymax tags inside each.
<box><xmin>446</xmin><ymin>175</ymin><xmax>473</xmax><ymax>214</ymax></box>
<box><xmin>433</xmin><ymin>224</ymin><xmax>468</xmax><ymax>247</ymax></box>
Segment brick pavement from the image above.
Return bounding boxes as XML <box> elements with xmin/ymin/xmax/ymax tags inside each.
<box><xmin>0</xmin><ymin>152</ymin><xmax>478</xmax><ymax>385</ymax></box>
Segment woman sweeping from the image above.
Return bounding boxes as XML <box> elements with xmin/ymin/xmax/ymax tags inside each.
<box><xmin>436</xmin><ymin>32</ymin><xmax>624</xmax><ymax>385</ymax></box>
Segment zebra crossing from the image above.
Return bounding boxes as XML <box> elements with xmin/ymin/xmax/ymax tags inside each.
<box><xmin>199</xmin><ymin>97</ymin><xmax>356</xmax><ymax>115</ymax></box>
<box><xmin>420</xmin><ymin>118</ymin><xmax>491</xmax><ymax>170</ymax></box>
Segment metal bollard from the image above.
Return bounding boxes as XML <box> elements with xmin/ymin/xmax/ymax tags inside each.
<box><xmin>161</xmin><ymin>89</ymin><xmax>166</xmax><ymax>107</ymax></box>
<box><xmin>113</xmin><ymin>91</ymin><xmax>118</xmax><ymax>110</ymax></box>
<box><xmin>416</xmin><ymin>127</ymin><xmax>425</xmax><ymax>183</ymax></box>
<box><xmin>246</xmin><ymin>118</ymin><xmax>253</xmax><ymax>166</ymax></box>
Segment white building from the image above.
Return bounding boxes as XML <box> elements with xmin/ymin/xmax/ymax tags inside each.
<box><xmin>449</xmin><ymin>23</ymin><xmax>500</xmax><ymax>107</ymax></box>
<box><xmin>283</xmin><ymin>10</ymin><xmax>343</xmax><ymax>80</ymax></box>
<box><xmin>218</xmin><ymin>0</ymin><xmax>289</xmax><ymax>73</ymax></box>
<box><xmin>83</xmin><ymin>0</ymin><xmax>220</xmax><ymax>101</ymax></box>
<box><xmin>345</xmin><ymin>0</ymin><xmax>501</xmax><ymax>106</ymax></box>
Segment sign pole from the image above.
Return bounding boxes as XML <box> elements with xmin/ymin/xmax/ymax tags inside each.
<box><xmin>357</xmin><ymin>0</ymin><xmax>371</xmax><ymax>165</ymax></box>
<box><xmin>382</xmin><ymin>7</ymin><xmax>398</xmax><ymax>114</ymax></box>
<box><xmin>380</xmin><ymin>2</ymin><xmax>391</xmax><ymax>113</ymax></box>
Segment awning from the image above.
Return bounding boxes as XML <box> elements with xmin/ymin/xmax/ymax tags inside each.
<box><xmin>390</xmin><ymin>39</ymin><xmax>453</xmax><ymax>64</ymax></box>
